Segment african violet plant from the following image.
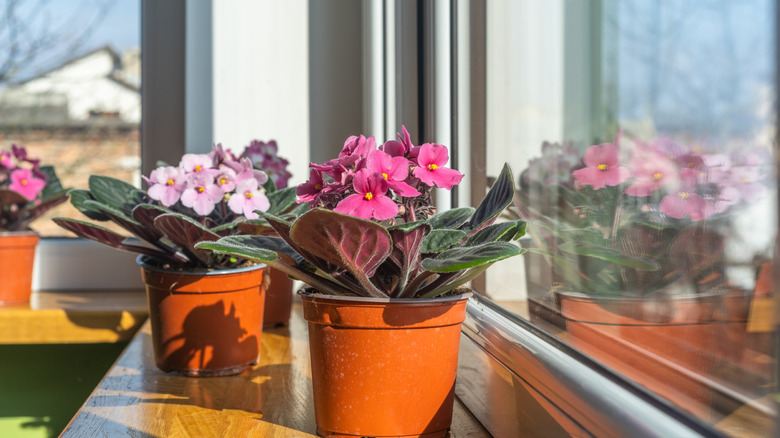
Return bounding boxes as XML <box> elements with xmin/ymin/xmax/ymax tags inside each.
<box><xmin>1</xmin><ymin>145</ymin><xmax>69</xmax><ymax>232</ymax></box>
<box><xmin>54</xmin><ymin>142</ymin><xmax>302</xmax><ymax>270</ymax></box>
<box><xmin>513</xmin><ymin>131</ymin><xmax>771</xmax><ymax>297</ymax></box>
<box><xmin>196</xmin><ymin>127</ymin><xmax>526</xmax><ymax>298</ymax></box>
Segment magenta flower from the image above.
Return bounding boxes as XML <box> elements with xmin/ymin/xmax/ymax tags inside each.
<box><xmin>0</xmin><ymin>150</ymin><xmax>15</xmax><ymax>169</ymax></box>
<box><xmin>147</xmin><ymin>166</ymin><xmax>187</xmax><ymax>207</ymax></box>
<box><xmin>659</xmin><ymin>175</ymin><xmax>713</xmax><ymax>222</ymax></box>
<box><xmin>228</xmin><ymin>178</ymin><xmax>270</xmax><ymax>219</ymax></box>
<box><xmin>340</xmin><ymin>135</ymin><xmax>376</xmax><ymax>159</ymax></box>
<box><xmin>9</xmin><ymin>168</ymin><xmax>46</xmax><ymax>200</ymax></box>
<box><xmin>624</xmin><ymin>150</ymin><xmax>677</xmax><ymax>197</ymax></box>
<box><xmin>181</xmin><ymin>173</ymin><xmax>224</xmax><ymax>216</ymax></box>
<box><xmin>366</xmin><ymin>150</ymin><xmax>420</xmax><ymax>197</ymax></box>
<box><xmin>412</xmin><ymin>143</ymin><xmax>464</xmax><ymax>190</ymax></box>
<box><xmin>381</xmin><ymin>125</ymin><xmax>419</xmax><ymax>159</ymax></box>
<box><xmin>297</xmin><ymin>169</ymin><xmax>324</xmax><ymax>204</ymax></box>
<box><xmin>334</xmin><ymin>169</ymin><xmax>398</xmax><ymax>220</ymax></box>
<box><xmin>180</xmin><ymin>154</ymin><xmax>215</xmax><ymax>175</ymax></box>
<box><xmin>572</xmin><ymin>139</ymin><xmax>630</xmax><ymax>190</ymax></box>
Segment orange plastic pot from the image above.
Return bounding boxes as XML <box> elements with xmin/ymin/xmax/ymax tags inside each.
<box><xmin>301</xmin><ymin>291</ymin><xmax>471</xmax><ymax>438</ymax></box>
<box><xmin>558</xmin><ymin>291</ymin><xmax>724</xmax><ymax>419</ymax></box>
<box><xmin>0</xmin><ymin>232</ymin><xmax>39</xmax><ymax>306</ymax></box>
<box><xmin>138</xmin><ymin>256</ymin><xmax>267</xmax><ymax>376</ymax></box>
<box><xmin>263</xmin><ymin>267</ymin><xmax>293</xmax><ymax>328</ymax></box>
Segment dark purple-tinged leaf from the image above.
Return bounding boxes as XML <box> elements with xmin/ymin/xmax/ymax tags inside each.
<box><xmin>290</xmin><ymin>209</ymin><xmax>392</xmax><ymax>297</ymax></box>
<box><xmin>196</xmin><ymin>236</ymin><xmax>357</xmax><ymax>296</ymax></box>
<box><xmin>210</xmin><ymin>218</ymin><xmax>246</xmax><ymax>236</ymax></box>
<box><xmin>421</xmin><ymin>229</ymin><xmax>467</xmax><ymax>253</ymax></box>
<box><xmin>427</xmin><ymin>207</ymin><xmax>474</xmax><ymax>230</ymax></box>
<box><xmin>84</xmin><ymin>200</ymin><xmax>164</xmax><ymax>244</ymax></box>
<box><xmin>53</xmin><ymin>217</ymin><xmax>179</xmax><ymax>263</ymax></box>
<box><xmin>237</xmin><ymin>220</ymin><xmax>276</xmax><ymax>236</ymax></box>
<box><xmin>88</xmin><ymin>175</ymin><xmax>145</xmax><ymax>216</ymax></box>
<box><xmin>465</xmin><ymin>220</ymin><xmax>527</xmax><ymax>246</ymax></box>
<box><xmin>421</xmin><ymin>241</ymin><xmax>523</xmax><ymax>273</ymax></box>
<box><xmin>463</xmin><ymin>164</ymin><xmax>514</xmax><ymax>233</ymax></box>
<box><xmin>0</xmin><ymin>189</ymin><xmax>28</xmax><ymax>206</ymax></box>
<box><xmin>386</xmin><ymin>222</ymin><xmax>430</xmax><ymax>297</ymax></box>
<box><xmin>258</xmin><ymin>211</ymin><xmax>336</xmax><ymax>273</ymax></box>
<box><xmin>154</xmin><ymin>213</ymin><xmax>221</xmax><ymax>265</ymax></box>
<box><xmin>132</xmin><ymin>204</ymin><xmax>171</xmax><ymax>229</ymax></box>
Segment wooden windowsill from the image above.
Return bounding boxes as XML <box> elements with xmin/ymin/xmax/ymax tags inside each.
<box><xmin>0</xmin><ymin>290</ymin><xmax>148</xmax><ymax>344</ymax></box>
<box><xmin>61</xmin><ymin>300</ymin><xmax>490</xmax><ymax>437</ymax></box>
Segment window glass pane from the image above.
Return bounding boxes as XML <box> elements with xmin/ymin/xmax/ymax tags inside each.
<box><xmin>486</xmin><ymin>0</ymin><xmax>776</xmax><ymax>432</ymax></box>
<box><xmin>0</xmin><ymin>0</ymin><xmax>141</xmax><ymax>236</ymax></box>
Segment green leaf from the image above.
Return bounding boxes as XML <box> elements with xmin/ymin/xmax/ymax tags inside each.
<box><xmin>559</xmin><ymin>241</ymin><xmax>660</xmax><ymax>270</ymax></box>
<box><xmin>422</xmin><ymin>241</ymin><xmax>524</xmax><ymax>273</ymax></box>
<box><xmin>38</xmin><ymin>165</ymin><xmax>65</xmax><ymax>199</ymax></box>
<box><xmin>267</xmin><ymin>187</ymin><xmax>297</xmax><ymax>215</ymax></box>
<box><xmin>465</xmin><ymin>220</ymin><xmax>527</xmax><ymax>246</ymax></box>
<box><xmin>88</xmin><ymin>175</ymin><xmax>144</xmax><ymax>215</ymax></box>
<box><xmin>464</xmin><ymin>164</ymin><xmax>514</xmax><ymax>232</ymax></box>
<box><xmin>388</xmin><ymin>220</ymin><xmax>427</xmax><ymax>232</ymax></box>
<box><xmin>154</xmin><ymin>213</ymin><xmax>221</xmax><ymax>265</ymax></box>
<box><xmin>427</xmin><ymin>207</ymin><xmax>474</xmax><ymax>229</ymax></box>
<box><xmin>421</xmin><ymin>229</ymin><xmax>467</xmax><ymax>253</ymax></box>
<box><xmin>68</xmin><ymin>189</ymin><xmax>111</xmax><ymax>221</ymax></box>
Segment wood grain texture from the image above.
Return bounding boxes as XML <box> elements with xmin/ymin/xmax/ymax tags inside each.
<box><xmin>0</xmin><ymin>290</ymin><xmax>147</xmax><ymax>344</ymax></box>
<box><xmin>63</xmin><ymin>300</ymin><xmax>490</xmax><ymax>437</ymax></box>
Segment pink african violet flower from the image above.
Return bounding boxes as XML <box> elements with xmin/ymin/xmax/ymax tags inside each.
<box><xmin>181</xmin><ymin>173</ymin><xmax>224</xmax><ymax>216</ymax></box>
<box><xmin>624</xmin><ymin>150</ymin><xmax>677</xmax><ymax>197</ymax></box>
<box><xmin>0</xmin><ymin>150</ymin><xmax>14</xmax><ymax>169</ymax></box>
<box><xmin>412</xmin><ymin>143</ymin><xmax>464</xmax><ymax>190</ymax></box>
<box><xmin>214</xmin><ymin>166</ymin><xmax>238</xmax><ymax>193</ymax></box>
<box><xmin>228</xmin><ymin>178</ymin><xmax>270</xmax><ymax>219</ymax></box>
<box><xmin>180</xmin><ymin>154</ymin><xmax>214</xmax><ymax>175</ymax></box>
<box><xmin>9</xmin><ymin>168</ymin><xmax>46</xmax><ymax>200</ymax></box>
<box><xmin>334</xmin><ymin>169</ymin><xmax>398</xmax><ymax>220</ymax></box>
<box><xmin>296</xmin><ymin>169</ymin><xmax>324</xmax><ymax>204</ymax></box>
<box><xmin>147</xmin><ymin>166</ymin><xmax>187</xmax><ymax>207</ymax></box>
<box><xmin>659</xmin><ymin>174</ymin><xmax>712</xmax><ymax>222</ymax></box>
<box><xmin>366</xmin><ymin>150</ymin><xmax>420</xmax><ymax>197</ymax></box>
<box><xmin>572</xmin><ymin>137</ymin><xmax>630</xmax><ymax>190</ymax></box>
<box><xmin>381</xmin><ymin>125</ymin><xmax>419</xmax><ymax>159</ymax></box>
<box><xmin>340</xmin><ymin>135</ymin><xmax>376</xmax><ymax>159</ymax></box>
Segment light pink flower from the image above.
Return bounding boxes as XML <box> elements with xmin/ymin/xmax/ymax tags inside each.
<box><xmin>0</xmin><ymin>150</ymin><xmax>15</xmax><ymax>169</ymax></box>
<box><xmin>180</xmin><ymin>154</ymin><xmax>214</xmax><ymax>175</ymax></box>
<box><xmin>412</xmin><ymin>143</ymin><xmax>464</xmax><ymax>190</ymax></box>
<box><xmin>572</xmin><ymin>137</ymin><xmax>630</xmax><ymax>190</ymax></box>
<box><xmin>624</xmin><ymin>150</ymin><xmax>677</xmax><ymax>197</ymax></box>
<box><xmin>659</xmin><ymin>175</ymin><xmax>713</xmax><ymax>222</ymax></box>
<box><xmin>334</xmin><ymin>169</ymin><xmax>398</xmax><ymax>220</ymax></box>
<box><xmin>9</xmin><ymin>168</ymin><xmax>46</xmax><ymax>200</ymax></box>
<box><xmin>147</xmin><ymin>166</ymin><xmax>187</xmax><ymax>207</ymax></box>
<box><xmin>228</xmin><ymin>178</ymin><xmax>270</xmax><ymax>219</ymax></box>
<box><xmin>214</xmin><ymin>166</ymin><xmax>238</xmax><ymax>193</ymax></box>
<box><xmin>366</xmin><ymin>150</ymin><xmax>420</xmax><ymax>197</ymax></box>
<box><xmin>296</xmin><ymin>169</ymin><xmax>324</xmax><ymax>204</ymax></box>
<box><xmin>181</xmin><ymin>173</ymin><xmax>224</xmax><ymax>216</ymax></box>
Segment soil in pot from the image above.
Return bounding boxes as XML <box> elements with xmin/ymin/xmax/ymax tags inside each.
<box><xmin>138</xmin><ymin>257</ymin><xmax>267</xmax><ymax>377</ymax></box>
<box><xmin>301</xmin><ymin>291</ymin><xmax>471</xmax><ymax>438</ymax></box>
<box><xmin>0</xmin><ymin>232</ymin><xmax>40</xmax><ymax>306</ymax></box>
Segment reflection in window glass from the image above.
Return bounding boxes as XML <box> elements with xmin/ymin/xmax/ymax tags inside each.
<box><xmin>0</xmin><ymin>0</ymin><xmax>140</xmax><ymax>236</ymax></box>
<box><xmin>487</xmin><ymin>0</ymin><xmax>775</xmax><ymax>433</ymax></box>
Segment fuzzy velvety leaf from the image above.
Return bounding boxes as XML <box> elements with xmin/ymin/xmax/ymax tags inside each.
<box><xmin>559</xmin><ymin>240</ymin><xmax>660</xmax><ymax>270</ymax></box>
<box><xmin>463</xmin><ymin>164</ymin><xmax>514</xmax><ymax>232</ymax></box>
<box><xmin>52</xmin><ymin>217</ymin><xmax>178</xmax><ymax>262</ymax></box>
<box><xmin>0</xmin><ymin>189</ymin><xmax>28</xmax><ymax>206</ymax></box>
<box><xmin>196</xmin><ymin>235</ymin><xmax>357</xmax><ymax>296</ymax></box>
<box><xmin>132</xmin><ymin>204</ymin><xmax>171</xmax><ymax>229</ymax></box>
<box><xmin>422</xmin><ymin>241</ymin><xmax>523</xmax><ymax>273</ymax></box>
<box><xmin>386</xmin><ymin>222</ymin><xmax>430</xmax><ymax>297</ymax></box>
<box><xmin>154</xmin><ymin>213</ymin><xmax>221</xmax><ymax>265</ymax></box>
<box><xmin>68</xmin><ymin>189</ymin><xmax>111</xmax><ymax>221</ymax></box>
<box><xmin>427</xmin><ymin>207</ymin><xmax>474</xmax><ymax>230</ymax></box>
<box><xmin>267</xmin><ymin>187</ymin><xmax>298</xmax><ymax>215</ymax></box>
<box><xmin>388</xmin><ymin>220</ymin><xmax>427</xmax><ymax>232</ymax></box>
<box><xmin>237</xmin><ymin>219</ymin><xmax>276</xmax><ymax>236</ymax></box>
<box><xmin>210</xmin><ymin>218</ymin><xmax>245</xmax><ymax>236</ymax></box>
<box><xmin>290</xmin><ymin>208</ymin><xmax>392</xmax><ymax>297</ymax></box>
<box><xmin>78</xmin><ymin>200</ymin><xmax>162</xmax><ymax>245</ymax></box>
<box><xmin>466</xmin><ymin>220</ymin><xmax>527</xmax><ymax>246</ymax></box>
<box><xmin>262</xmin><ymin>178</ymin><xmax>277</xmax><ymax>194</ymax></box>
<box><xmin>421</xmin><ymin>229</ymin><xmax>467</xmax><ymax>253</ymax></box>
<box><xmin>257</xmin><ymin>211</ymin><xmax>335</xmax><ymax>273</ymax></box>
<box><xmin>88</xmin><ymin>175</ymin><xmax>145</xmax><ymax>215</ymax></box>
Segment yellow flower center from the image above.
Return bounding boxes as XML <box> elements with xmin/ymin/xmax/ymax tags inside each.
<box><xmin>365</xmin><ymin>192</ymin><xmax>374</xmax><ymax>201</ymax></box>
<box><xmin>315</xmin><ymin>183</ymin><xmax>322</xmax><ymax>190</ymax></box>
<box><xmin>20</xmin><ymin>179</ymin><xmax>28</xmax><ymax>186</ymax></box>
<box><xmin>245</xmin><ymin>192</ymin><xmax>254</xmax><ymax>199</ymax></box>
<box><xmin>167</xmin><ymin>179</ymin><xmax>175</xmax><ymax>186</ymax></box>
<box><xmin>382</xmin><ymin>172</ymin><xmax>388</xmax><ymax>180</ymax></box>
<box><xmin>653</xmin><ymin>172</ymin><xmax>663</xmax><ymax>181</ymax></box>
<box><xmin>597</xmin><ymin>164</ymin><xmax>608</xmax><ymax>171</ymax></box>
<box><xmin>197</xmin><ymin>187</ymin><xmax>205</xmax><ymax>193</ymax></box>
<box><xmin>427</xmin><ymin>164</ymin><xmax>438</xmax><ymax>171</ymax></box>
<box><xmin>220</xmin><ymin>178</ymin><xmax>227</xmax><ymax>185</ymax></box>
<box><xmin>679</xmin><ymin>192</ymin><xmax>689</xmax><ymax>199</ymax></box>
<box><xmin>195</xmin><ymin>165</ymin><xmax>202</xmax><ymax>172</ymax></box>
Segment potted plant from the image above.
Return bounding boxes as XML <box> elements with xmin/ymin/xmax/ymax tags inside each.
<box><xmin>512</xmin><ymin>131</ymin><xmax>771</xmax><ymax>417</ymax></box>
<box><xmin>0</xmin><ymin>145</ymin><xmax>69</xmax><ymax>305</ymax></box>
<box><xmin>197</xmin><ymin>127</ymin><xmax>526</xmax><ymax>437</ymax></box>
<box><xmin>54</xmin><ymin>143</ymin><xmax>302</xmax><ymax>376</ymax></box>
